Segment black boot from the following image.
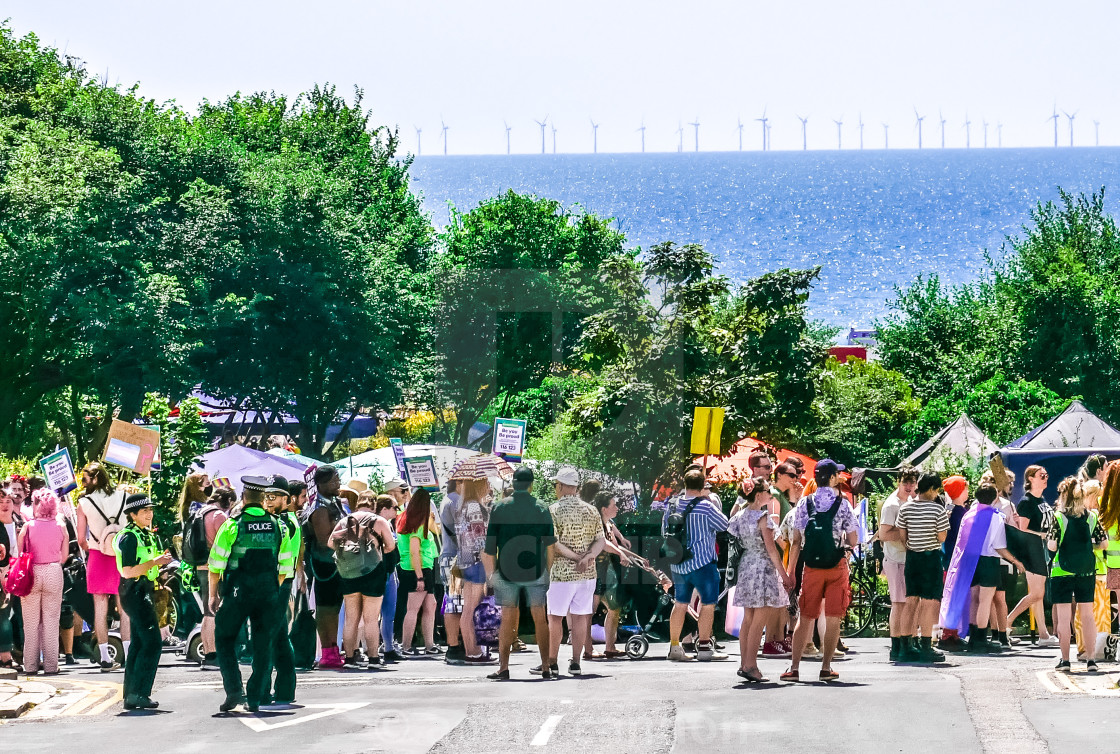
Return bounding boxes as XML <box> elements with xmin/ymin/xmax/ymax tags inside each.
<box><xmin>889</xmin><ymin>636</ymin><xmax>900</xmax><ymax>662</ymax></box>
<box><xmin>898</xmin><ymin>636</ymin><xmax>919</xmax><ymax>662</ymax></box>
<box><xmin>917</xmin><ymin>636</ymin><xmax>945</xmax><ymax>663</ymax></box>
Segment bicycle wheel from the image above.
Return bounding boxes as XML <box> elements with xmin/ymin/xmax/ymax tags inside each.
<box><xmin>842</xmin><ymin>575</ymin><xmax>875</xmax><ymax>638</ymax></box>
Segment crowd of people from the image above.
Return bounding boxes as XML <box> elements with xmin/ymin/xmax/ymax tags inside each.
<box><xmin>1</xmin><ymin>448</ymin><xmax>1119</xmax><ymax>713</ymax></box>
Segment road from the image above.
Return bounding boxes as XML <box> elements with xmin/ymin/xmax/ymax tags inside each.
<box><xmin>1</xmin><ymin>638</ymin><xmax>1116</xmax><ymax>753</ymax></box>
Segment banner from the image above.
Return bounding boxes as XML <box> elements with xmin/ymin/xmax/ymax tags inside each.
<box><xmin>39</xmin><ymin>448</ymin><xmax>77</xmax><ymax>494</ymax></box>
<box><xmin>690</xmin><ymin>407</ymin><xmax>724</xmax><ymax>456</ymax></box>
<box><xmin>103</xmin><ymin>420</ymin><xmax>161</xmax><ymax>476</ymax></box>
<box><xmin>493</xmin><ymin>418</ymin><xmax>528</xmax><ymax>463</ymax></box>
<box><xmin>389</xmin><ymin>438</ymin><xmax>407</xmax><ymax>479</ymax></box>
<box><xmin>404</xmin><ymin>455</ymin><xmax>440</xmax><ymax>492</ymax></box>
<box><xmin>304</xmin><ymin>463</ymin><xmax>319</xmax><ymax>508</ymax></box>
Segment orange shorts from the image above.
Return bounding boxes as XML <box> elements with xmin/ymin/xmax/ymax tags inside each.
<box><xmin>798</xmin><ymin>561</ymin><xmax>851</xmax><ymax>619</ymax></box>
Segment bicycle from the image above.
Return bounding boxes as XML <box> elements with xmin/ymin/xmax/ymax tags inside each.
<box><xmin>842</xmin><ymin>544</ymin><xmax>891</xmax><ymax>638</ymax></box>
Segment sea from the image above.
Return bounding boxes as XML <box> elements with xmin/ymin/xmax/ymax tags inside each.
<box><xmin>410</xmin><ymin>148</ymin><xmax>1120</xmax><ymax>332</ymax></box>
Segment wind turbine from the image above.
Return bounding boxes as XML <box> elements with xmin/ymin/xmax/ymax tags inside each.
<box><xmin>637</xmin><ymin>119</ymin><xmax>647</xmax><ymax>153</ymax></box>
<box><xmin>882</xmin><ymin>122</ymin><xmax>889</xmax><ymax>149</ymax></box>
<box><xmin>1049</xmin><ymin>105</ymin><xmax>1060</xmax><ymax>147</ymax></box>
<box><xmin>1093</xmin><ymin>119</ymin><xmax>1100</xmax><ymax>147</ymax></box>
<box><xmin>997</xmin><ymin>121</ymin><xmax>1003</xmax><ymax>148</ymax></box>
<box><xmin>858</xmin><ymin>113</ymin><xmax>865</xmax><ymax>150</ymax></box>
<box><xmin>504</xmin><ymin>120</ymin><xmax>512</xmax><ymax>155</ymax></box>
<box><xmin>797</xmin><ymin>115</ymin><xmax>809</xmax><ymax>150</ymax></box>
<box><xmin>534</xmin><ymin>116</ymin><xmax>548</xmax><ymax>154</ymax></box>
<box><xmin>676</xmin><ymin>121</ymin><xmax>684</xmax><ymax>153</ymax></box>
<box><xmin>833</xmin><ymin>117</ymin><xmax>843</xmax><ymax>150</ymax></box>
<box><xmin>440</xmin><ymin>118</ymin><xmax>449</xmax><ymax>155</ymax></box>
<box><xmin>914</xmin><ymin>108</ymin><xmax>925</xmax><ymax>149</ymax></box>
<box><xmin>590</xmin><ymin>118</ymin><xmax>599</xmax><ymax>154</ymax></box>
<box><xmin>689</xmin><ymin>117</ymin><xmax>700</xmax><ymax>152</ymax></box>
<box><xmin>414</xmin><ymin>125</ymin><xmax>421</xmax><ymax>155</ymax></box>
<box><xmin>982</xmin><ymin>119</ymin><xmax>989</xmax><ymax>148</ymax></box>
<box><xmin>755</xmin><ymin>108</ymin><xmax>769</xmax><ymax>151</ymax></box>
<box><xmin>551</xmin><ymin>123</ymin><xmax>558</xmax><ymax>154</ymax></box>
<box><xmin>1063</xmin><ymin>110</ymin><xmax>1077</xmax><ymax>146</ymax></box>
<box><xmin>767</xmin><ymin>121</ymin><xmax>772</xmax><ymax>150</ymax></box>
<box><xmin>736</xmin><ymin>117</ymin><xmax>744</xmax><ymax>152</ymax></box>
<box><xmin>963</xmin><ymin>112</ymin><xmax>971</xmax><ymax>148</ymax></box>
<box><xmin>939</xmin><ymin>110</ymin><xmax>947</xmax><ymax>148</ymax></box>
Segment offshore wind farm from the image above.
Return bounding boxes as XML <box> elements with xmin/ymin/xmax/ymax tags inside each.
<box><xmin>408</xmin><ymin>107</ymin><xmax>1103</xmax><ymax>157</ymax></box>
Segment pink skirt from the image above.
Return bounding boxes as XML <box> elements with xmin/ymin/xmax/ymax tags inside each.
<box><xmin>86</xmin><ymin>549</ymin><xmax>121</xmax><ymax>595</ymax></box>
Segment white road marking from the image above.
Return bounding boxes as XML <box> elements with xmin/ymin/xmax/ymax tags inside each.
<box><xmin>530</xmin><ymin>714</ymin><xmax>564</xmax><ymax>746</ymax></box>
<box><xmin>238</xmin><ymin>702</ymin><xmax>370</xmax><ymax>732</ymax></box>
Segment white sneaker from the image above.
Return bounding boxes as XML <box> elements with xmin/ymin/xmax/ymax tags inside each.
<box><xmin>667</xmin><ymin>645</ymin><xmax>692</xmax><ymax>662</ymax></box>
<box><xmin>1038</xmin><ymin>635</ymin><xmax>1059</xmax><ymax>646</ymax></box>
<box><xmin>696</xmin><ymin>641</ymin><xmax>727</xmax><ymax>662</ymax></box>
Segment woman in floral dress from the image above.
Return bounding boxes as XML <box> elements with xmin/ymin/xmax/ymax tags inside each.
<box><xmin>728</xmin><ymin>477</ymin><xmax>794</xmax><ymax>683</ymax></box>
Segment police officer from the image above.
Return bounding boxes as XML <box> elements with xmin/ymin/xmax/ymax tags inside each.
<box><xmin>208</xmin><ymin>476</ymin><xmax>293</xmax><ymax>713</ymax></box>
<box><xmin>115</xmin><ymin>493</ymin><xmax>172</xmax><ymax>711</ymax></box>
<box><xmin>264</xmin><ymin>476</ymin><xmax>301</xmax><ymax>705</ymax></box>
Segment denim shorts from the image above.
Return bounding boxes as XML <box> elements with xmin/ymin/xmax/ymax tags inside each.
<box><xmin>460</xmin><ymin>561</ymin><xmax>487</xmax><ymax>584</ymax></box>
<box><xmin>672</xmin><ymin>561</ymin><xmax>721</xmax><ymax>605</ymax></box>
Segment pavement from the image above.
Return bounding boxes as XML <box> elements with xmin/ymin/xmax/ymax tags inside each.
<box><xmin>0</xmin><ymin>638</ymin><xmax>1117</xmax><ymax>752</ymax></box>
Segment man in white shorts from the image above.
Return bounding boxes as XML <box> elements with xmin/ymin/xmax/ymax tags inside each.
<box><xmin>877</xmin><ymin>466</ymin><xmax>918</xmax><ymax>662</ymax></box>
<box><xmin>535</xmin><ymin>467</ymin><xmax>605</xmax><ymax>677</ymax></box>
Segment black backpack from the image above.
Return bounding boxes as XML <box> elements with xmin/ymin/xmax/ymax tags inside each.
<box><xmin>802</xmin><ymin>494</ymin><xmax>844</xmax><ymax>569</ymax></box>
<box><xmin>661</xmin><ymin>497</ymin><xmax>702</xmax><ymax>563</ymax></box>
<box><xmin>181</xmin><ymin>505</ymin><xmax>217</xmax><ymax>567</ymax></box>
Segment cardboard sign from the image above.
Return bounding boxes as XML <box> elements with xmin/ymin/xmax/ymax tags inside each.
<box><xmin>137</xmin><ymin>425</ymin><xmax>162</xmax><ymax>473</ymax></box>
<box><xmin>989</xmin><ymin>454</ymin><xmax>1010</xmax><ymax>493</ymax></box>
<box><xmin>304</xmin><ymin>463</ymin><xmax>319</xmax><ymax>508</ymax></box>
<box><xmin>39</xmin><ymin>448</ymin><xmax>77</xmax><ymax>494</ymax></box>
<box><xmin>389</xmin><ymin>438</ymin><xmax>407</xmax><ymax>479</ymax></box>
<box><xmin>689</xmin><ymin>407</ymin><xmax>725</xmax><ymax>456</ymax></box>
<box><xmin>403</xmin><ymin>455</ymin><xmax>439</xmax><ymax>492</ymax></box>
<box><xmin>102</xmin><ymin>420</ymin><xmax>161</xmax><ymax>476</ymax></box>
<box><xmin>493</xmin><ymin>418</ymin><xmax>528</xmax><ymax>463</ymax></box>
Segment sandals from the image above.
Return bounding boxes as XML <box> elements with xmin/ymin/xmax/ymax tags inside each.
<box><xmin>737</xmin><ymin>667</ymin><xmax>767</xmax><ymax>683</ymax></box>
<box><xmin>780</xmin><ymin>668</ymin><xmax>800</xmax><ymax>682</ymax></box>
<box><xmin>819</xmin><ymin>668</ymin><xmax>840</xmax><ymax>682</ymax></box>
<box><xmin>603</xmin><ymin>650</ymin><xmax>627</xmax><ymax>659</ymax></box>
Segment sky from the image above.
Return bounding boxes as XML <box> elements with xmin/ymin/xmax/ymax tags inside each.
<box><xmin>6</xmin><ymin>1</ymin><xmax>1120</xmax><ymax>154</ymax></box>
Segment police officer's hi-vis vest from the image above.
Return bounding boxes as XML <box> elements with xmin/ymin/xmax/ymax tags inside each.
<box><xmin>227</xmin><ymin>508</ymin><xmax>283</xmax><ymax>579</ymax></box>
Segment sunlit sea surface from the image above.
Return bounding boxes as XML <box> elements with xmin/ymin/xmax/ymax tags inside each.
<box><xmin>410</xmin><ymin>148</ymin><xmax>1120</xmax><ymax>330</ymax></box>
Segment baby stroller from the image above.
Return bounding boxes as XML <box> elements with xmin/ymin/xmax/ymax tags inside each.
<box><xmin>613</xmin><ymin>561</ymin><xmax>676</xmax><ymax>659</ymax></box>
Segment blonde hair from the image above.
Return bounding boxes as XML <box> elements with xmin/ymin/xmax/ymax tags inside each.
<box><xmin>1057</xmin><ymin>476</ymin><xmax>1087</xmax><ymax>518</ymax></box>
<box><xmin>355</xmin><ymin>490</ymin><xmax>377</xmax><ymax>510</ymax></box>
<box><xmin>1098</xmin><ymin>461</ymin><xmax>1120</xmax><ymax>532</ymax></box>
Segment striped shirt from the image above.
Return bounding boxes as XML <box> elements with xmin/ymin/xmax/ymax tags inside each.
<box><xmin>661</xmin><ymin>495</ymin><xmax>729</xmax><ymax>574</ymax></box>
<box><xmin>896</xmin><ymin>498</ymin><xmax>950</xmax><ymax>553</ymax></box>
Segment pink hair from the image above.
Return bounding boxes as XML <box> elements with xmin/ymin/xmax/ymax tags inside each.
<box><xmin>31</xmin><ymin>488</ymin><xmax>59</xmax><ymax>520</ymax></box>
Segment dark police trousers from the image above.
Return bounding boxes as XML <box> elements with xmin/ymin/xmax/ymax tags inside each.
<box><xmin>215</xmin><ymin>577</ymin><xmax>280</xmax><ymax>704</ymax></box>
<box><xmin>119</xmin><ymin>578</ymin><xmax>161</xmax><ymax>700</ymax></box>
<box><xmin>268</xmin><ymin>579</ymin><xmax>296</xmax><ymax>702</ymax></box>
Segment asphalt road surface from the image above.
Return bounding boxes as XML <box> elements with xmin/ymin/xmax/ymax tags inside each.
<box><xmin>2</xmin><ymin>638</ymin><xmax>1117</xmax><ymax>753</ymax></box>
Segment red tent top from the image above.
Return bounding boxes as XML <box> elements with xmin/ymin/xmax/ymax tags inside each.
<box><xmin>695</xmin><ymin>437</ymin><xmax>817</xmax><ymax>485</ymax></box>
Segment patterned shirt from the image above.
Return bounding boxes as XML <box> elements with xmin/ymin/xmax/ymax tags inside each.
<box><xmin>549</xmin><ymin>495</ymin><xmax>604</xmax><ymax>582</ymax></box>
<box><xmin>896</xmin><ymin>498</ymin><xmax>951</xmax><ymax>553</ymax></box>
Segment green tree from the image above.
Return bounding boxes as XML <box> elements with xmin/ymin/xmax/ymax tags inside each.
<box><xmin>141</xmin><ymin>393</ymin><xmax>210</xmax><ymax>531</ymax></box>
<box><xmin>418</xmin><ymin>191</ymin><xmax>626</xmax><ymax>446</ymax></box>
<box><xmin>570</xmin><ymin>242</ymin><xmax>824</xmax><ymax>500</ymax></box>
<box><xmin>808</xmin><ymin>356</ymin><xmax>921</xmax><ymax>468</ymax></box>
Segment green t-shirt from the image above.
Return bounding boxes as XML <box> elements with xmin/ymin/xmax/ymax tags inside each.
<box><xmin>398</xmin><ymin>527</ymin><xmax>437</xmax><ymax>571</ymax></box>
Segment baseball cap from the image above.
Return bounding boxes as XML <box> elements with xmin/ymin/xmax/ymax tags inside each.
<box><xmin>383</xmin><ymin>477</ymin><xmax>407</xmax><ymax>492</ymax></box>
<box><xmin>552</xmin><ymin>466</ymin><xmax>580</xmax><ymax>487</ymax></box>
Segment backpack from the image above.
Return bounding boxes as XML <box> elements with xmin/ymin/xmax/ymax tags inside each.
<box><xmin>1054</xmin><ymin>511</ymin><xmax>1097</xmax><ymax>576</ymax></box>
<box><xmin>661</xmin><ymin>497</ymin><xmax>702</xmax><ymax>563</ymax></box>
<box><xmin>333</xmin><ymin>514</ymin><xmax>383</xmax><ymax>579</ymax></box>
<box><xmin>181</xmin><ymin>505</ymin><xmax>218</xmax><ymax>567</ymax></box>
<box><xmin>85</xmin><ymin>491</ymin><xmax>125</xmax><ymax>557</ymax></box>
<box><xmin>802</xmin><ymin>493</ymin><xmax>844</xmax><ymax>569</ymax></box>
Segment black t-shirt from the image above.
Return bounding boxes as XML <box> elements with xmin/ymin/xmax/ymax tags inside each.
<box><xmin>1016</xmin><ymin>493</ymin><xmax>1054</xmax><ymax>535</ymax></box>
<box><xmin>484</xmin><ymin>491</ymin><xmax>557</xmax><ymax>583</ymax></box>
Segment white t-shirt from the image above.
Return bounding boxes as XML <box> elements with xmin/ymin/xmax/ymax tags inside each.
<box><xmin>979</xmin><ymin>506</ymin><xmax>1008</xmax><ymax>558</ymax></box>
<box><xmin>879</xmin><ymin>491</ymin><xmax>908</xmax><ymax>564</ymax></box>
